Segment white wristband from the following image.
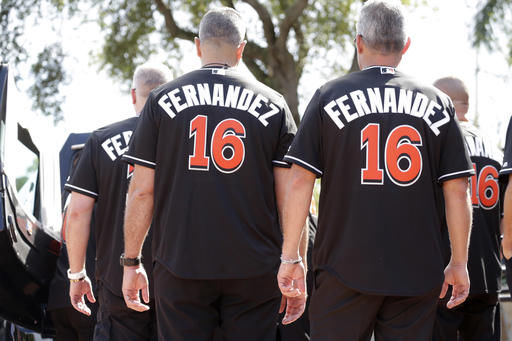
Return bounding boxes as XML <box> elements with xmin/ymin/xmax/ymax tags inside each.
<box><xmin>67</xmin><ymin>268</ymin><xmax>87</xmax><ymax>280</ymax></box>
<box><xmin>280</xmin><ymin>255</ymin><xmax>303</xmax><ymax>264</ymax></box>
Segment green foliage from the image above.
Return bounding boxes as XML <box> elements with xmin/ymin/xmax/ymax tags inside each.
<box><xmin>473</xmin><ymin>0</ymin><xmax>512</xmax><ymax>63</ymax></box>
<box><xmin>1</xmin><ymin>0</ymin><xmax>69</xmax><ymax>122</ymax></box>
<box><xmin>28</xmin><ymin>44</ymin><xmax>68</xmax><ymax>122</ymax></box>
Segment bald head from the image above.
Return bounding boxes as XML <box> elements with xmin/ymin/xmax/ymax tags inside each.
<box><xmin>433</xmin><ymin>77</ymin><xmax>469</xmax><ymax>121</ymax></box>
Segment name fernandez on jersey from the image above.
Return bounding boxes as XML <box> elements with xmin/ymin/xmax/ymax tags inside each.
<box><xmin>157</xmin><ymin>82</ymin><xmax>280</xmax><ymax>127</ymax></box>
<box><xmin>324</xmin><ymin>87</ymin><xmax>451</xmax><ymax>136</ymax></box>
<box><xmin>101</xmin><ymin>130</ymin><xmax>133</xmax><ymax>161</ymax></box>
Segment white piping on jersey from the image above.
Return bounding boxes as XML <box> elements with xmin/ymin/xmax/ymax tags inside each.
<box><xmin>499</xmin><ymin>167</ymin><xmax>512</xmax><ymax>175</ymax></box>
<box><xmin>272</xmin><ymin>160</ymin><xmax>289</xmax><ymax>166</ymax></box>
<box><xmin>64</xmin><ymin>184</ymin><xmax>99</xmax><ymax>197</ymax></box>
<box><xmin>284</xmin><ymin>155</ymin><xmax>323</xmax><ymax>175</ymax></box>
<box><xmin>123</xmin><ymin>155</ymin><xmax>157</xmax><ymax>167</ymax></box>
<box><xmin>438</xmin><ymin>169</ymin><xmax>474</xmax><ymax>181</ymax></box>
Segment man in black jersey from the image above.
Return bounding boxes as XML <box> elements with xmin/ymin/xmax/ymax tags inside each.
<box><xmin>65</xmin><ymin>63</ymin><xmax>171</xmax><ymax>341</ymax></box>
<box><xmin>433</xmin><ymin>77</ymin><xmax>502</xmax><ymax>340</ymax></box>
<box><xmin>278</xmin><ymin>1</ymin><xmax>474</xmax><ymax>340</ymax></box>
<box><xmin>121</xmin><ymin>7</ymin><xmax>298</xmax><ymax>341</ymax></box>
<box><xmin>500</xmin><ymin>117</ymin><xmax>512</xmax><ymax>295</ymax></box>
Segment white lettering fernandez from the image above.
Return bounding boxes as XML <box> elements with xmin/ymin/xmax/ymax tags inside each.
<box><xmin>323</xmin><ymin>87</ymin><xmax>452</xmax><ymax>136</ymax></box>
<box><xmin>156</xmin><ymin>83</ymin><xmax>282</xmax><ymax>127</ymax></box>
<box><xmin>101</xmin><ymin>130</ymin><xmax>133</xmax><ymax>161</ymax></box>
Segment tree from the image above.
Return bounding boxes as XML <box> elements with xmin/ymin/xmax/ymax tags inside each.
<box><xmin>3</xmin><ymin>0</ymin><xmax>415</xmax><ymax>124</ymax></box>
<box><xmin>473</xmin><ymin>0</ymin><xmax>512</xmax><ymax>64</ymax></box>
<box><xmin>0</xmin><ymin>0</ymin><xmax>69</xmax><ymax>122</ymax></box>
<box><xmin>68</xmin><ymin>0</ymin><xmax>364</xmax><ymax>124</ymax></box>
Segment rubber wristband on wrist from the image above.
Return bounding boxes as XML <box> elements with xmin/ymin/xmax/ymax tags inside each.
<box><xmin>280</xmin><ymin>255</ymin><xmax>303</xmax><ymax>264</ymax></box>
<box><xmin>67</xmin><ymin>268</ymin><xmax>87</xmax><ymax>281</ymax></box>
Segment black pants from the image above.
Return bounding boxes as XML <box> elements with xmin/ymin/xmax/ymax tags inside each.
<box><xmin>433</xmin><ymin>292</ymin><xmax>500</xmax><ymax>341</ymax></box>
<box><xmin>309</xmin><ymin>270</ymin><xmax>440</xmax><ymax>341</ymax></box>
<box><xmin>94</xmin><ymin>284</ymin><xmax>157</xmax><ymax>341</ymax></box>
<box><xmin>153</xmin><ymin>261</ymin><xmax>281</xmax><ymax>341</ymax></box>
<box><xmin>50</xmin><ymin>307</ymin><xmax>96</xmax><ymax>341</ymax></box>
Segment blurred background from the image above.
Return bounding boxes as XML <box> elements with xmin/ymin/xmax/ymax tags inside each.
<box><xmin>2</xmin><ymin>0</ymin><xmax>511</xmax><ymax>148</ymax></box>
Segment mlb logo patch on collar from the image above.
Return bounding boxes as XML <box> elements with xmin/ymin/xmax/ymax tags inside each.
<box><xmin>380</xmin><ymin>67</ymin><xmax>395</xmax><ymax>75</ymax></box>
<box><xmin>212</xmin><ymin>69</ymin><xmax>226</xmax><ymax>75</ymax></box>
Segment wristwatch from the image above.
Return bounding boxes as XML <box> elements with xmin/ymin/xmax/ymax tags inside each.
<box><xmin>119</xmin><ymin>253</ymin><xmax>142</xmax><ymax>266</ymax></box>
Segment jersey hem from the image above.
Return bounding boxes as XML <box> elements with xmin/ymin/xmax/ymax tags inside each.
<box><xmin>437</xmin><ymin>169</ymin><xmax>474</xmax><ymax>182</ymax></box>
<box><xmin>317</xmin><ymin>265</ymin><xmax>444</xmax><ymax>297</ymax></box>
<box><xmin>64</xmin><ymin>184</ymin><xmax>99</xmax><ymax>199</ymax></box>
<box><xmin>122</xmin><ymin>154</ymin><xmax>156</xmax><ymax>169</ymax></box>
<box><xmin>153</xmin><ymin>257</ymin><xmax>279</xmax><ymax>280</ymax></box>
<box><xmin>283</xmin><ymin>155</ymin><xmax>323</xmax><ymax>176</ymax></box>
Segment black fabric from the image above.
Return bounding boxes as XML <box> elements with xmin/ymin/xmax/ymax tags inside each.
<box><xmin>153</xmin><ymin>261</ymin><xmax>281</xmax><ymax>341</ymax></box>
<box><xmin>94</xmin><ymin>284</ymin><xmax>156</xmax><ymax>341</ymax></box>
<box><xmin>122</xmin><ymin>66</ymin><xmax>297</xmax><ymax>279</ymax></box>
<box><xmin>309</xmin><ymin>270</ymin><xmax>439</xmax><ymax>341</ymax></box>
<box><xmin>433</xmin><ymin>292</ymin><xmax>500</xmax><ymax>341</ymax></box>
<box><xmin>285</xmin><ymin>66</ymin><xmax>473</xmax><ymax>296</ymax></box>
<box><xmin>440</xmin><ymin>122</ymin><xmax>502</xmax><ymax>295</ymax></box>
<box><xmin>50</xmin><ymin>307</ymin><xmax>96</xmax><ymax>341</ymax></box>
<box><xmin>64</xmin><ymin>116</ymin><xmax>153</xmax><ymax>297</ymax></box>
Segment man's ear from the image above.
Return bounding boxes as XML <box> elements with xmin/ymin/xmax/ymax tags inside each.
<box><xmin>195</xmin><ymin>37</ymin><xmax>202</xmax><ymax>58</ymax></box>
<box><xmin>131</xmin><ymin>88</ymin><xmax>136</xmax><ymax>105</ymax></box>
<box><xmin>356</xmin><ymin>35</ymin><xmax>364</xmax><ymax>54</ymax></box>
<box><xmin>401</xmin><ymin>37</ymin><xmax>411</xmax><ymax>55</ymax></box>
<box><xmin>236</xmin><ymin>40</ymin><xmax>247</xmax><ymax>62</ymax></box>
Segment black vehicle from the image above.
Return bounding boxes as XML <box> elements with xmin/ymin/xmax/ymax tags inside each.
<box><xmin>0</xmin><ymin>64</ymin><xmax>86</xmax><ymax>340</ymax></box>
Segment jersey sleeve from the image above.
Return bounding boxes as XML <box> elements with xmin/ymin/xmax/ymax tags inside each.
<box><xmin>272</xmin><ymin>99</ymin><xmax>297</xmax><ymax>168</ymax></box>
<box><xmin>284</xmin><ymin>89</ymin><xmax>323</xmax><ymax>177</ymax></box>
<box><xmin>122</xmin><ymin>93</ymin><xmax>159</xmax><ymax>169</ymax></box>
<box><xmin>64</xmin><ymin>134</ymin><xmax>99</xmax><ymax>199</ymax></box>
<box><xmin>437</xmin><ymin>114</ymin><xmax>474</xmax><ymax>182</ymax></box>
<box><xmin>500</xmin><ymin>116</ymin><xmax>512</xmax><ymax>179</ymax></box>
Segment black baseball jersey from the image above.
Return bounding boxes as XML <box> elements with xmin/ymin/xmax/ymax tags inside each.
<box><xmin>65</xmin><ymin>116</ymin><xmax>153</xmax><ymax>297</ymax></box>
<box><xmin>285</xmin><ymin>66</ymin><xmax>473</xmax><ymax>296</ymax></box>
<box><xmin>440</xmin><ymin>122</ymin><xmax>501</xmax><ymax>294</ymax></box>
<box><xmin>122</xmin><ymin>65</ymin><xmax>296</xmax><ymax>279</ymax></box>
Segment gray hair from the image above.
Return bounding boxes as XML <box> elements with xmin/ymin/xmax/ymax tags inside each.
<box><xmin>199</xmin><ymin>7</ymin><xmax>246</xmax><ymax>46</ymax></box>
<box><xmin>132</xmin><ymin>62</ymin><xmax>172</xmax><ymax>98</ymax></box>
<box><xmin>356</xmin><ymin>0</ymin><xmax>407</xmax><ymax>54</ymax></box>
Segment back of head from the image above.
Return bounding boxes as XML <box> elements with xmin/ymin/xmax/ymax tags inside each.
<box><xmin>132</xmin><ymin>62</ymin><xmax>172</xmax><ymax>99</ymax></box>
<box><xmin>356</xmin><ymin>0</ymin><xmax>407</xmax><ymax>54</ymax></box>
<box><xmin>433</xmin><ymin>76</ymin><xmax>469</xmax><ymax>120</ymax></box>
<box><xmin>199</xmin><ymin>7</ymin><xmax>246</xmax><ymax>47</ymax></box>
<box><xmin>433</xmin><ymin>77</ymin><xmax>468</xmax><ymax>100</ymax></box>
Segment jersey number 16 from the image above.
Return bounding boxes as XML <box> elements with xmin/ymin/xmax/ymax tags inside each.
<box><xmin>470</xmin><ymin>163</ymin><xmax>499</xmax><ymax>210</ymax></box>
<box><xmin>188</xmin><ymin>115</ymin><xmax>246</xmax><ymax>173</ymax></box>
<box><xmin>361</xmin><ymin>123</ymin><xmax>423</xmax><ymax>187</ymax></box>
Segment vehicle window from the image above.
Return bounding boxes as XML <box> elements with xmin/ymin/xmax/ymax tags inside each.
<box><xmin>8</xmin><ymin>125</ymin><xmax>40</xmax><ymax>220</ymax></box>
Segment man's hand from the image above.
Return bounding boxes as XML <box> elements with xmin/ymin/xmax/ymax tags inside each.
<box><xmin>122</xmin><ymin>264</ymin><xmax>150</xmax><ymax>312</ymax></box>
<box><xmin>69</xmin><ymin>276</ymin><xmax>96</xmax><ymax>316</ymax></box>
<box><xmin>277</xmin><ymin>262</ymin><xmax>306</xmax><ymax>324</ymax></box>
<box><xmin>440</xmin><ymin>262</ymin><xmax>470</xmax><ymax>309</ymax></box>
